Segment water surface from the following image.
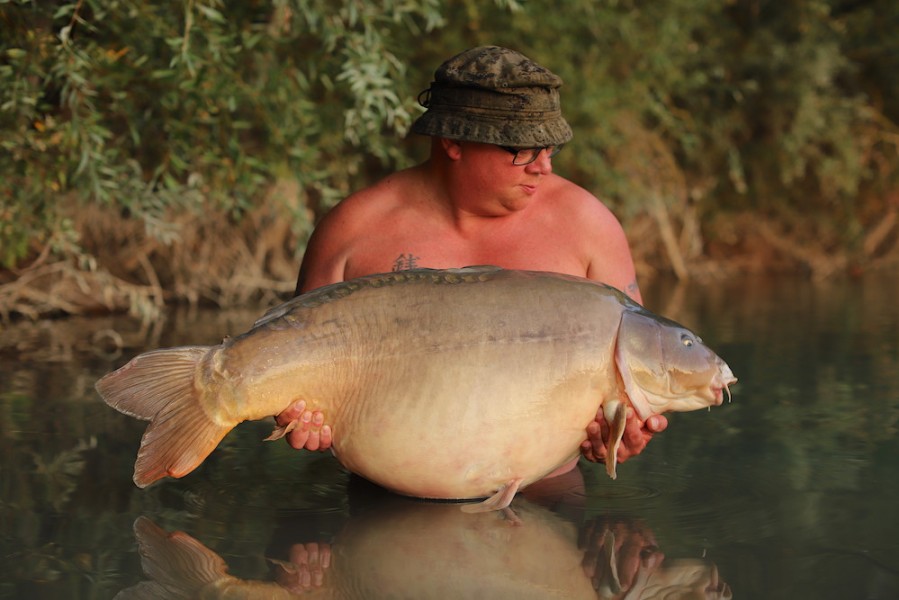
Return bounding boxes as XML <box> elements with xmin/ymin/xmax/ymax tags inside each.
<box><xmin>1</xmin><ymin>273</ymin><xmax>897</xmax><ymax>599</ymax></box>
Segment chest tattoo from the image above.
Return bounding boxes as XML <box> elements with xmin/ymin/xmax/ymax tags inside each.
<box><xmin>392</xmin><ymin>253</ymin><xmax>421</xmax><ymax>272</ymax></box>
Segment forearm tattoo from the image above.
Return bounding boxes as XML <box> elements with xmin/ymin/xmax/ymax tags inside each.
<box><xmin>625</xmin><ymin>280</ymin><xmax>640</xmax><ymax>300</ymax></box>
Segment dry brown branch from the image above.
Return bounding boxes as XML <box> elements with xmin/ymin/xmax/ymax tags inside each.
<box><xmin>0</xmin><ymin>260</ymin><xmax>159</xmax><ymax>322</ymax></box>
<box><xmin>649</xmin><ymin>192</ymin><xmax>690</xmax><ymax>280</ymax></box>
<box><xmin>606</xmin><ymin>112</ymin><xmax>698</xmax><ymax>280</ymax></box>
<box><xmin>754</xmin><ymin>220</ymin><xmax>847</xmax><ymax>279</ymax></box>
<box><xmin>1</xmin><ymin>186</ymin><xmax>303</xmax><ymax>321</ymax></box>
<box><xmin>863</xmin><ymin>208</ymin><xmax>897</xmax><ymax>258</ymax></box>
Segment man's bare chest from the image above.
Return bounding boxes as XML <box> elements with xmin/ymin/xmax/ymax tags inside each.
<box><xmin>346</xmin><ymin>228</ymin><xmax>585</xmax><ymax>279</ymax></box>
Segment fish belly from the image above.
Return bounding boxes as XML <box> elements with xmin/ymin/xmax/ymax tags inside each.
<box><xmin>328</xmin><ymin>340</ymin><xmax>609</xmax><ymax>499</ymax></box>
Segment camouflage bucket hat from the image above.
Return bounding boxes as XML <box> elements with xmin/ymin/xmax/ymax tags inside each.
<box><xmin>410</xmin><ymin>46</ymin><xmax>573</xmax><ymax>148</ymax></box>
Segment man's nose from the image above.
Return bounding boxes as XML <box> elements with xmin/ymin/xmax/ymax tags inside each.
<box><xmin>525</xmin><ymin>148</ymin><xmax>553</xmax><ymax>174</ymax></box>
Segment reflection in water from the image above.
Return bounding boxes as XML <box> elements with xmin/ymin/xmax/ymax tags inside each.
<box><xmin>117</xmin><ymin>486</ymin><xmax>730</xmax><ymax>600</ymax></box>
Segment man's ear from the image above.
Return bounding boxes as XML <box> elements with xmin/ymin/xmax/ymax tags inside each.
<box><xmin>440</xmin><ymin>137</ymin><xmax>463</xmax><ymax>160</ymax></box>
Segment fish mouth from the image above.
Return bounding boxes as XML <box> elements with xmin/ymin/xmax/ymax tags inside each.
<box><xmin>710</xmin><ymin>360</ymin><xmax>737</xmax><ymax>405</ymax></box>
<box><xmin>710</xmin><ymin>376</ymin><xmax>737</xmax><ymax>405</ymax></box>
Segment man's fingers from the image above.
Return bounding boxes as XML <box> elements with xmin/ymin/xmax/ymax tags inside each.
<box><xmin>286</xmin><ymin>428</ymin><xmax>311</xmax><ymax>450</ymax></box>
<box><xmin>586</xmin><ymin>420</ymin><xmax>602</xmax><ymax>444</ymax></box>
<box><xmin>275</xmin><ymin>399</ymin><xmax>307</xmax><ymax>426</ymax></box>
<box><xmin>624</xmin><ymin>416</ymin><xmax>647</xmax><ymax>448</ymax></box>
<box><xmin>580</xmin><ymin>421</ymin><xmax>604</xmax><ymax>462</ymax></box>
<box><xmin>283</xmin><ymin>409</ymin><xmax>332</xmax><ymax>451</ymax></box>
<box><xmin>646</xmin><ymin>414</ymin><xmax>668</xmax><ymax>433</ymax></box>
<box><xmin>580</xmin><ymin>439</ymin><xmax>598</xmax><ymax>462</ymax></box>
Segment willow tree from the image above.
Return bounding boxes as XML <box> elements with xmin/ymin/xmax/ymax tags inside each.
<box><xmin>0</xmin><ymin>0</ymin><xmax>453</xmax><ymax>317</ymax></box>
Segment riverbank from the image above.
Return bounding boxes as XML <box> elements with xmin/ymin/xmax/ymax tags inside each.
<box><xmin>2</xmin><ymin>201</ymin><xmax>898</xmax><ymax>324</ymax></box>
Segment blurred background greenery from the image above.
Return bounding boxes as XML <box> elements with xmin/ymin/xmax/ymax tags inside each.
<box><xmin>2</xmin><ymin>0</ymin><xmax>898</xmax><ymax>320</ymax></box>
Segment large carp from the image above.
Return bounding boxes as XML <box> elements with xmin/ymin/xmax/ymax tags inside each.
<box><xmin>96</xmin><ymin>267</ymin><xmax>736</xmax><ymax>511</ymax></box>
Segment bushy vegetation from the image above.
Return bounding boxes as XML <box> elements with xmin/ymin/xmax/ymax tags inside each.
<box><xmin>1</xmin><ymin>0</ymin><xmax>897</xmax><ymax>319</ymax></box>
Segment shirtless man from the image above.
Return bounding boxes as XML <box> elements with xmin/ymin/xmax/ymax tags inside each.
<box><xmin>276</xmin><ymin>46</ymin><xmax>668</xmax><ymax>478</ymax></box>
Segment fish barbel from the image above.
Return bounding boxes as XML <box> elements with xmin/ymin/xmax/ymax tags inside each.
<box><xmin>96</xmin><ymin>267</ymin><xmax>736</xmax><ymax>511</ymax></box>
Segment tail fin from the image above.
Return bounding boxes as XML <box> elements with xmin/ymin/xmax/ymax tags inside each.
<box><xmin>96</xmin><ymin>346</ymin><xmax>234</xmax><ymax>488</ymax></box>
<box><xmin>117</xmin><ymin>517</ymin><xmax>231</xmax><ymax>598</ymax></box>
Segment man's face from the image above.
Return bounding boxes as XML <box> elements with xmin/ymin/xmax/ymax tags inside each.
<box><xmin>453</xmin><ymin>141</ymin><xmax>555</xmax><ymax>215</ymax></box>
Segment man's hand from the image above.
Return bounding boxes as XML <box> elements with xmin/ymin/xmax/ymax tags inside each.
<box><xmin>275</xmin><ymin>542</ymin><xmax>332</xmax><ymax>593</ymax></box>
<box><xmin>579</xmin><ymin>517</ymin><xmax>664</xmax><ymax>596</ymax></box>
<box><xmin>275</xmin><ymin>400</ymin><xmax>333</xmax><ymax>451</ymax></box>
<box><xmin>580</xmin><ymin>407</ymin><xmax>667</xmax><ymax>464</ymax></box>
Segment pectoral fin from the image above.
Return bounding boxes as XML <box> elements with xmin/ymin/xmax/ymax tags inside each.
<box><xmin>603</xmin><ymin>400</ymin><xmax>628</xmax><ymax>480</ymax></box>
<box><xmin>597</xmin><ymin>530</ymin><xmax>623</xmax><ymax>595</ymax></box>
<box><xmin>264</xmin><ymin>420</ymin><xmax>297</xmax><ymax>441</ymax></box>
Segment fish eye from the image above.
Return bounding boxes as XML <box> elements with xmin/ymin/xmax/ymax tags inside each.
<box><xmin>680</xmin><ymin>333</ymin><xmax>694</xmax><ymax>347</ymax></box>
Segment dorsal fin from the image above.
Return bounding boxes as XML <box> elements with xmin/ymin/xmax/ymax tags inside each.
<box><xmin>253</xmin><ymin>266</ymin><xmax>506</xmax><ymax>328</ymax></box>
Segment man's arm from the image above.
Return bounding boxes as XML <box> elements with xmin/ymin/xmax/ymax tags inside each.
<box><xmin>579</xmin><ymin>196</ymin><xmax>668</xmax><ymax>465</ymax></box>
<box><xmin>278</xmin><ymin>206</ymin><xmax>353</xmax><ymax>452</ymax></box>
<box><xmin>581</xmin><ymin>197</ymin><xmax>643</xmax><ymax>304</ymax></box>
<box><xmin>294</xmin><ymin>207</ymin><xmax>353</xmax><ymax>296</ymax></box>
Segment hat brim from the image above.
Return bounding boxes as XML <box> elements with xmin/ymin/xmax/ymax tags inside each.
<box><xmin>410</xmin><ymin>110</ymin><xmax>573</xmax><ymax>148</ymax></box>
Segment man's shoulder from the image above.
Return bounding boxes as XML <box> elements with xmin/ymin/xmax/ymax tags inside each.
<box><xmin>330</xmin><ymin>168</ymin><xmax>421</xmax><ymax>216</ymax></box>
<box><xmin>542</xmin><ymin>175</ymin><xmax>621</xmax><ymax>225</ymax></box>
<box><xmin>313</xmin><ymin>168</ymin><xmax>429</xmax><ymax>249</ymax></box>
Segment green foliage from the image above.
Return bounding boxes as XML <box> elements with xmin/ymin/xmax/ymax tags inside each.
<box><xmin>487</xmin><ymin>0</ymin><xmax>898</xmax><ymax>227</ymax></box>
<box><xmin>1</xmin><ymin>0</ymin><xmax>897</xmax><ymax>275</ymax></box>
<box><xmin>0</xmin><ymin>0</ymin><xmax>445</xmax><ymax>268</ymax></box>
